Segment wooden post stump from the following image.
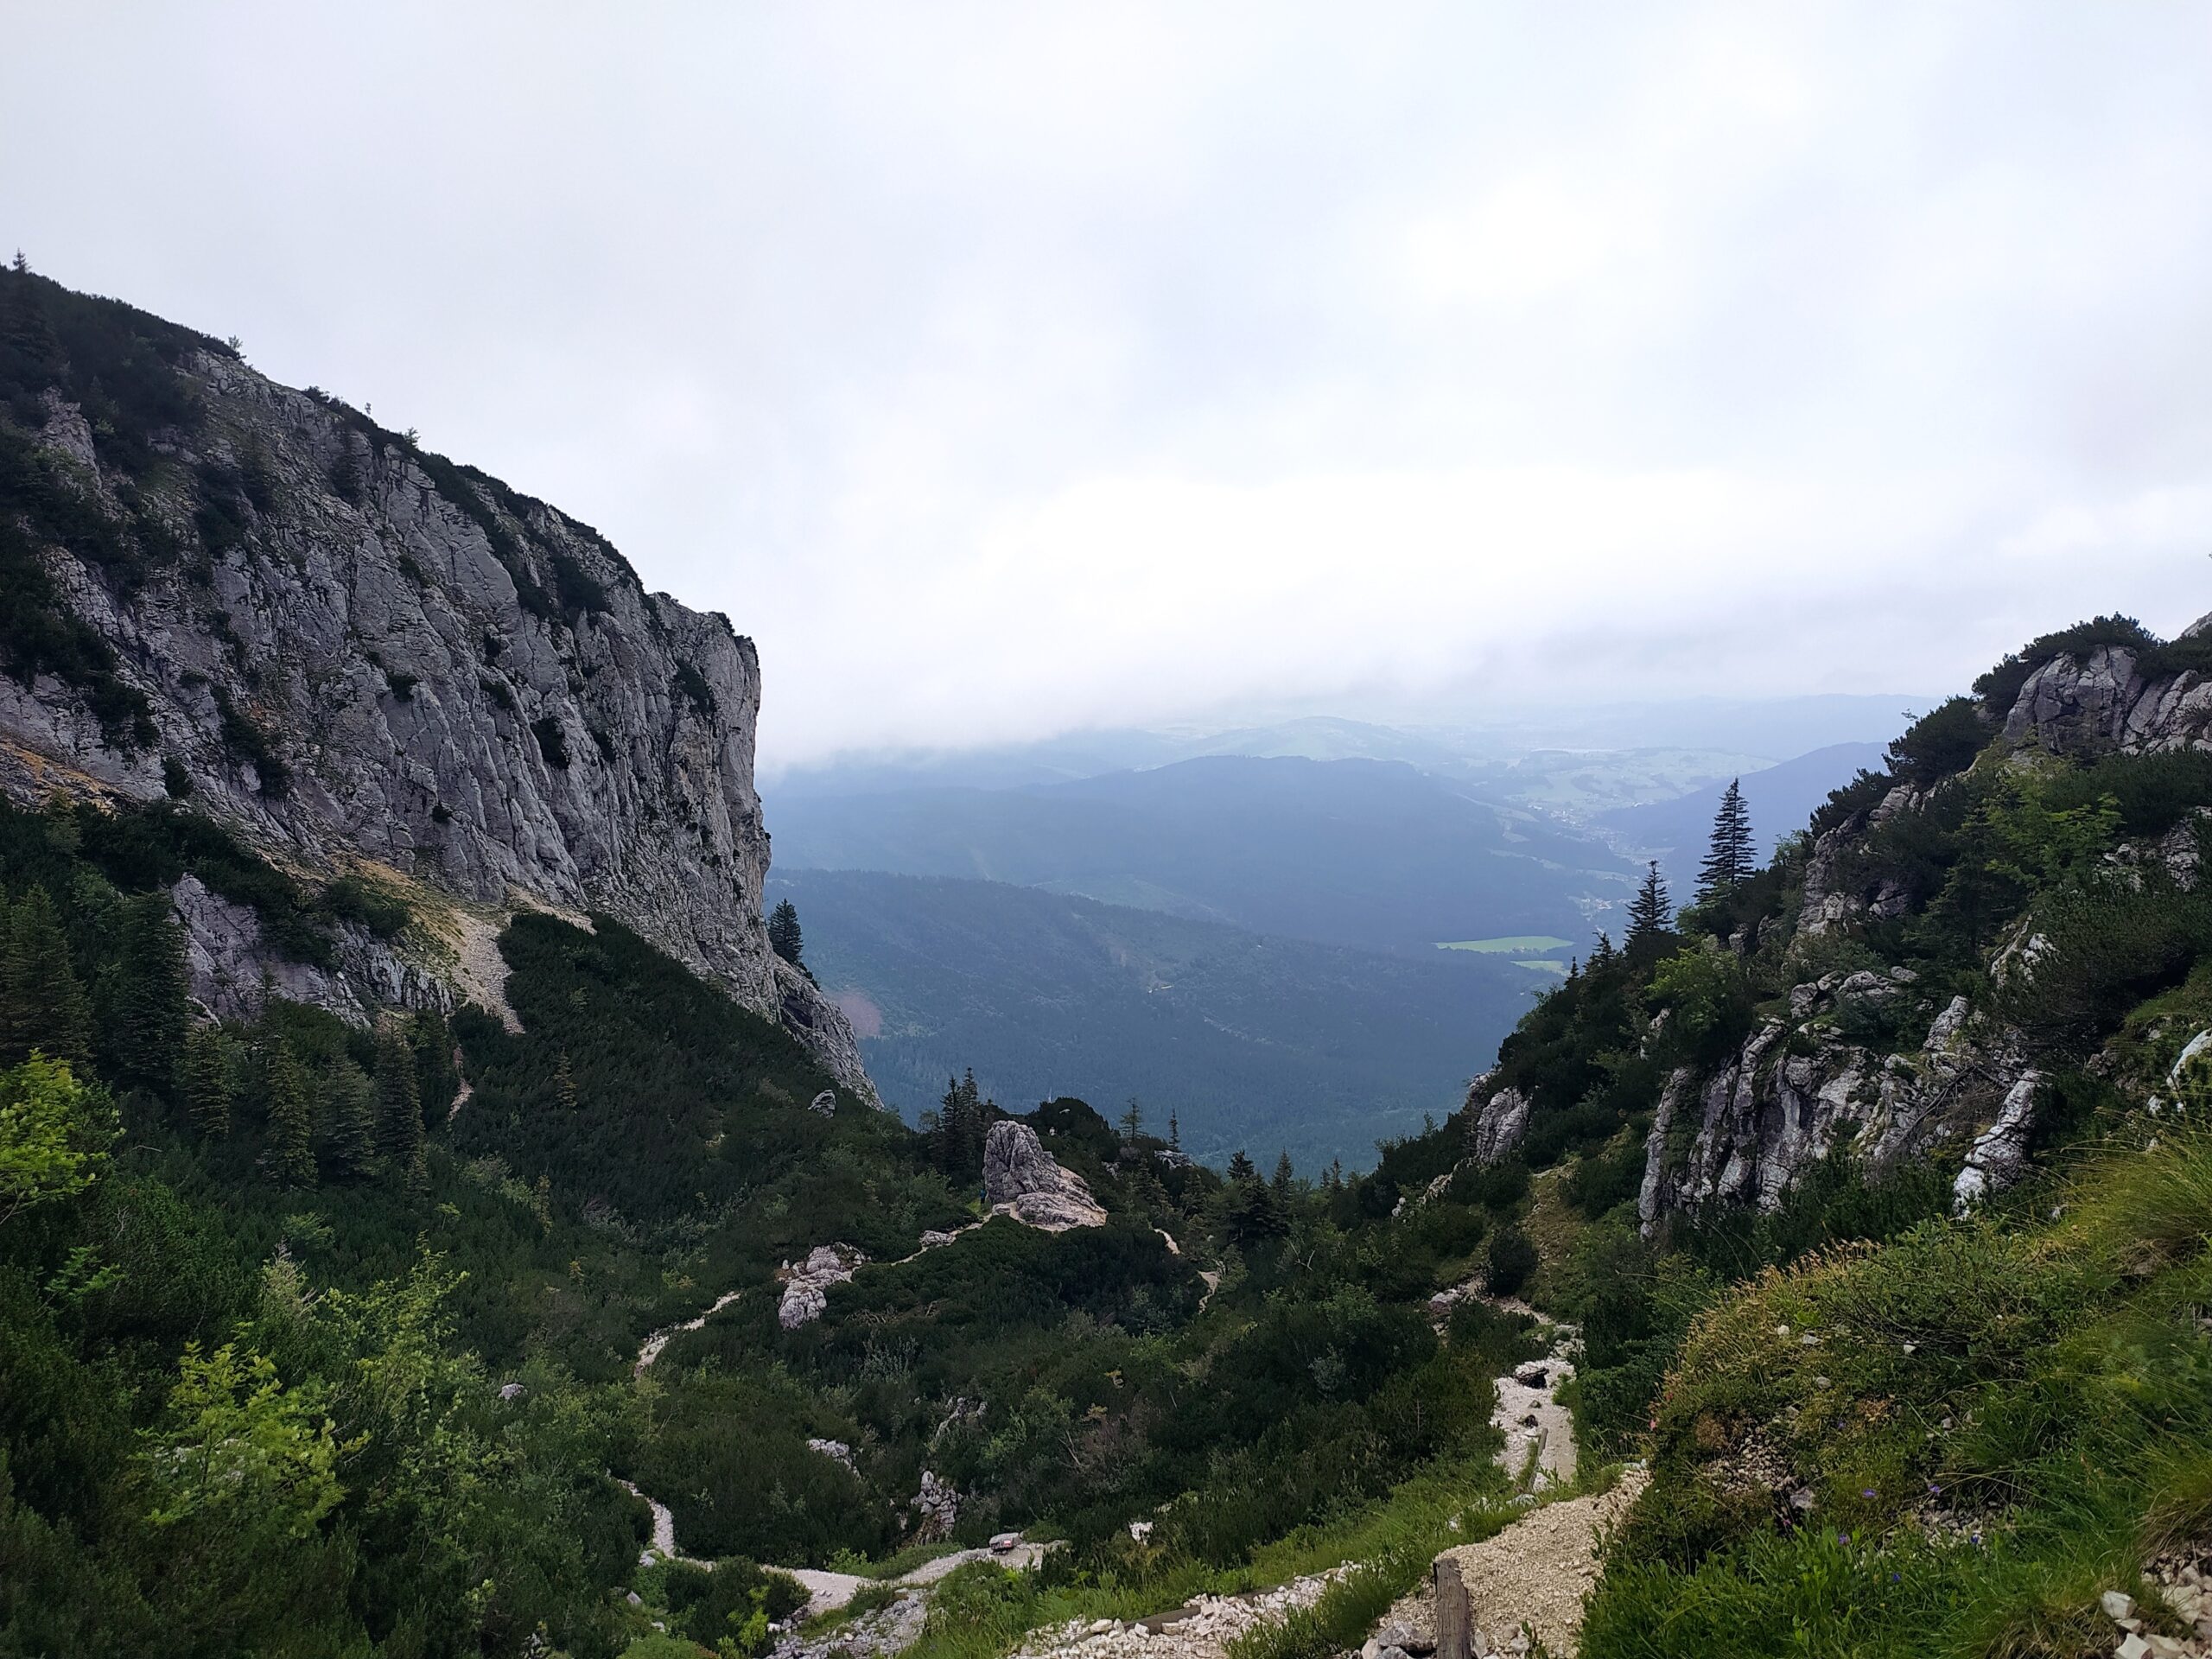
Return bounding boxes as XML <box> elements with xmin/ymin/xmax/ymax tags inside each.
<box><xmin>1434</xmin><ymin>1554</ymin><xmax>1470</xmax><ymax>1659</ymax></box>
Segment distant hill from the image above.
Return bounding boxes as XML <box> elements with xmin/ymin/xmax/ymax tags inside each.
<box><xmin>1599</xmin><ymin>741</ymin><xmax>1887</xmax><ymax>890</ymax></box>
<box><xmin>772</xmin><ymin>867</ymin><xmax>1547</xmax><ymax>1171</ymax></box>
<box><xmin>767</xmin><ymin>753</ymin><xmax>1639</xmax><ymax>954</ymax></box>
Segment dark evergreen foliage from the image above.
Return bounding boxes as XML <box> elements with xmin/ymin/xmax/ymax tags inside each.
<box><xmin>373</xmin><ymin>1020</ymin><xmax>427</xmax><ymax>1188</ymax></box>
<box><xmin>767</xmin><ymin>897</ymin><xmax>804</xmax><ymax>966</ymax></box>
<box><xmin>1624</xmin><ymin>860</ymin><xmax>1673</xmax><ymax>958</ymax></box>
<box><xmin>1693</xmin><ymin>779</ymin><xmax>1754</xmax><ymax>906</ymax></box>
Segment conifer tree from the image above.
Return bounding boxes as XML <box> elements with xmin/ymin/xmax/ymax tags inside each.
<box><xmin>323</xmin><ymin>1058</ymin><xmax>377</xmax><ymax>1179</ymax></box>
<box><xmin>1625</xmin><ymin>861</ymin><xmax>1672</xmax><ymax>954</ymax></box>
<box><xmin>1167</xmin><ymin>1110</ymin><xmax>1180</xmax><ymax>1150</ymax></box>
<box><xmin>410</xmin><ymin>1010</ymin><xmax>459</xmax><ymax>1121</ymax></box>
<box><xmin>1226</xmin><ymin>1149</ymin><xmax>1256</xmax><ymax>1184</ymax></box>
<box><xmin>108</xmin><ymin>891</ymin><xmax>188</xmax><ymax>1090</ymax></box>
<box><xmin>374</xmin><ymin>1020</ymin><xmax>427</xmax><ymax>1189</ymax></box>
<box><xmin>1271</xmin><ymin>1151</ymin><xmax>1294</xmax><ymax>1193</ymax></box>
<box><xmin>1119</xmin><ymin>1097</ymin><xmax>1145</xmax><ymax>1145</ymax></box>
<box><xmin>181</xmin><ymin>1022</ymin><xmax>233</xmax><ymax>1138</ymax></box>
<box><xmin>933</xmin><ymin>1070</ymin><xmax>988</xmax><ymax>1183</ymax></box>
<box><xmin>2</xmin><ymin>887</ymin><xmax>91</xmax><ymax>1067</ymax></box>
<box><xmin>553</xmin><ymin>1052</ymin><xmax>580</xmax><ymax>1114</ymax></box>
<box><xmin>767</xmin><ymin>899</ymin><xmax>804</xmax><ymax>966</ymax></box>
<box><xmin>263</xmin><ymin>1039</ymin><xmax>316</xmax><ymax>1187</ymax></box>
<box><xmin>1695</xmin><ymin>779</ymin><xmax>1756</xmax><ymax>905</ymax></box>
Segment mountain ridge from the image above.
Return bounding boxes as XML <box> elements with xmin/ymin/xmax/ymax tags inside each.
<box><xmin>0</xmin><ymin>266</ymin><xmax>877</xmax><ymax>1099</ymax></box>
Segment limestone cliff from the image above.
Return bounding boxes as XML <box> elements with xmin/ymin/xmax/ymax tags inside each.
<box><xmin>0</xmin><ymin>270</ymin><xmax>876</xmax><ymax>1102</ymax></box>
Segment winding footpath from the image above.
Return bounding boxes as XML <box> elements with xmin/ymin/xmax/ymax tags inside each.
<box><xmin>633</xmin><ymin>1289</ymin><xmax>746</xmax><ymax>1376</ymax></box>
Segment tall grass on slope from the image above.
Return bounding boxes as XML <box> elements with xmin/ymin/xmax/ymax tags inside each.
<box><xmin>1579</xmin><ymin>1125</ymin><xmax>2212</xmax><ymax>1659</ymax></box>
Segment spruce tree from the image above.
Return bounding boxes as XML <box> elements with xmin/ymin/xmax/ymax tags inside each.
<box><xmin>1695</xmin><ymin>779</ymin><xmax>1756</xmax><ymax>906</ymax></box>
<box><xmin>263</xmin><ymin>1039</ymin><xmax>316</xmax><ymax>1187</ymax></box>
<box><xmin>1271</xmin><ymin>1151</ymin><xmax>1294</xmax><ymax>1192</ymax></box>
<box><xmin>2</xmin><ymin>887</ymin><xmax>91</xmax><ymax>1067</ymax></box>
<box><xmin>181</xmin><ymin>1022</ymin><xmax>233</xmax><ymax>1138</ymax></box>
<box><xmin>374</xmin><ymin>1020</ymin><xmax>427</xmax><ymax>1189</ymax></box>
<box><xmin>410</xmin><ymin>1010</ymin><xmax>458</xmax><ymax>1121</ymax></box>
<box><xmin>324</xmin><ymin>1058</ymin><xmax>377</xmax><ymax>1179</ymax></box>
<box><xmin>935</xmin><ymin>1070</ymin><xmax>988</xmax><ymax>1183</ymax></box>
<box><xmin>1119</xmin><ymin>1098</ymin><xmax>1145</xmax><ymax>1145</ymax></box>
<box><xmin>108</xmin><ymin>892</ymin><xmax>188</xmax><ymax>1090</ymax></box>
<box><xmin>1625</xmin><ymin>861</ymin><xmax>1672</xmax><ymax>954</ymax></box>
<box><xmin>767</xmin><ymin>899</ymin><xmax>804</xmax><ymax>966</ymax></box>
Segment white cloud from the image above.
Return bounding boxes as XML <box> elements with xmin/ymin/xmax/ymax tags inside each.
<box><xmin>3</xmin><ymin>1</ymin><xmax>2210</xmax><ymax>766</ymax></box>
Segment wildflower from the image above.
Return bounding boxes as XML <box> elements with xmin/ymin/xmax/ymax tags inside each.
<box><xmin>1861</xmin><ymin>1489</ymin><xmax>1876</xmax><ymax>1499</ymax></box>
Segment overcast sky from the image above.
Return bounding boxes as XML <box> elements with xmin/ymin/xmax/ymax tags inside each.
<box><xmin>7</xmin><ymin>3</ymin><xmax>2212</xmax><ymax>767</ymax></box>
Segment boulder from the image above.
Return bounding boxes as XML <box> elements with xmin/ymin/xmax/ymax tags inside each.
<box><xmin>778</xmin><ymin>1244</ymin><xmax>862</xmax><ymax>1328</ymax></box>
<box><xmin>1466</xmin><ymin>1084</ymin><xmax>1533</xmax><ymax>1167</ymax></box>
<box><xmin>982</xmin><ymin>1121</ymin><xmax>1105</xmax><ymax>1230</ymax></box>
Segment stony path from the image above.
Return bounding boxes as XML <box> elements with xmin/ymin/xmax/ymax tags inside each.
<box><xmin>614</xmin><ymin>1479</ymin><xmax>696</xmax><ymax>1566</ymax></box>
<box><xmin>1012</xmin><ymin>1568</ymin><xmax>1349</xmax><ymax>1659</ymax></box>
<box><xmin>1492</xmin><ymin>1351</ymin><xmax>1577</xmax><ymax>1491</ymax></box>
<box><xmin>634</xmin><ymin>1289</ymin><xmax>745</xmax><ymax>1376</ymax></box>
<box><xmin>1379</xmin><ymin>1472</ymin><xmax>1647</xmax><ymax>1659</ymax></box>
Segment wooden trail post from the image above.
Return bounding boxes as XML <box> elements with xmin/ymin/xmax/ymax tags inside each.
<box><xmin>1434</xmin><ymin>1554</ymin><xmax>1471</xmax><ymax>1659</ymax></box>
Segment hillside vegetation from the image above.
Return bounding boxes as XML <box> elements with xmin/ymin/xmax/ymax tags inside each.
<box><xmin>773</xmin><ymin>868</ymin><xmax>1538</xmax><ymax>1170</ymax></box>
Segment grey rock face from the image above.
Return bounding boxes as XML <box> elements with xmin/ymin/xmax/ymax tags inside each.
<box><xmin>2005</xmin><ymin>645</ymin><xmax>2212</xmax><ymax>756</ymax></box>
<box><xmin>1466</xmin><ymin>1083</ymin><xmax>1533</xmax><ymax>1166</ymax></box>
<box><xmin>172</xmin><ymin>872</ymin><xmax>451</xmax><ymax>1023</ymax></box>
<box><xmin>3</xmin><ymin>353</ymin><xmax>876</xmax><ymax>1102</ymax></box>
<box><xmin>1639</xmin><ymin>993</ymin><xmax>2028</xmax><ymax>1232</ymax></box>
<box><xmin>982</xmin><ymin>1120</ymin><xmax>1106</xmax><ymax>1230</ymax></box>
<box><xmin>806</xmin><ymin>1438</ymin><xmax>857</xmax><ymax>1472</ymax></box>
<box><xmin>779</xmin><ymin>1244</ymin><xmax>863</xmax><ymax>1329</ymax></box>
<box><xmin>907</xmin><ymin>1471</ymin><xmax>961</xmax><ymax>1544</ymax></box>
<box><xmin>1952</xmin><ymin>1071</ymin><xmax>2044</xmax><ymax>1209</ymax></box>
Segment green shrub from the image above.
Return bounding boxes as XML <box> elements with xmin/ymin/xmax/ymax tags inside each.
<box><xmin>1484</xmin><ymin>1226</ymin><xmax>1537</xmax><ymax>1297</ymax></box>
<box><xmin>1974</xmin><ymin>613</ymin><xmax>2156</xmax><ymax>712</ymax></box>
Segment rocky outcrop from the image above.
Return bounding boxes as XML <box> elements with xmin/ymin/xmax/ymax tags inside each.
<box><xmin>778</xmin><ymin>1244</ymin><xmax>864</xmax><ymax>1328</ymax></box>
<box><xmin>1465</xmin><ymin>1080</ymin><xmax>1532</xmax><ymax>1166</ymax></box>
<box><xmin>906</xmin><ymin>1471</ymin><xmax>960</xmax><ymax>1543</ymax></box>
<box><xmin>0</xmin><ymin>326</ymin><xmax>876</xmax><ymax>1101</ymax></box>
<box><xmin>1638</xmin><ymin>992</ymin><xmax>2028</xmax><ymax>1231</ymax></box>
<box><xmin>1951</xmin><ymin>1071</ymin><xmax>2044</xmax><ymax>1208</ymax></box>
<box><xmin>806</xmin><ymin>1438</ymin><xmax>857</xmax><ymax>1473</ymax></box>
<box><xmin>2002</xmin><ymin>633</ymin><xmax>2212</xmax><ymax>758</ymax></box>
<box><xmin>172</xmin><ymin>872</ymin><xmax>449</xmax><ymax>1022</ymax></box>
<box><xmin>982</xmin><ymin>1120</ymin><xmax>1106</xmax><ymax>1230</ymax></box>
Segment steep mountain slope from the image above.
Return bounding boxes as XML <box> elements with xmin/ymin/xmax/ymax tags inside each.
<box><xmin>1440</xmin><ymin>612</ymin><xmax>2212</xmax><ymax>1239</ymax></box>
<box><xmin>768</xmin><ymin>754</ymin><xmax>1638</xmax><ymax>954</ymax></box>
<box><xmin>0</xmin><ymin>267</ymin><xmax>873</xmax><ymax>1096</ymax></box>
<box><xmin>773</xmin><ymin>868</ymin><xmax>1541</xmax><ymax>1169</ymax></box>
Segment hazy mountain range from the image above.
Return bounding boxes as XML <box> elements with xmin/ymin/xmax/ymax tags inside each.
<box><xmin>765</xmin><ymin>717</ymin><xmax>1894</xmax><ymax>1166</ymax></box>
